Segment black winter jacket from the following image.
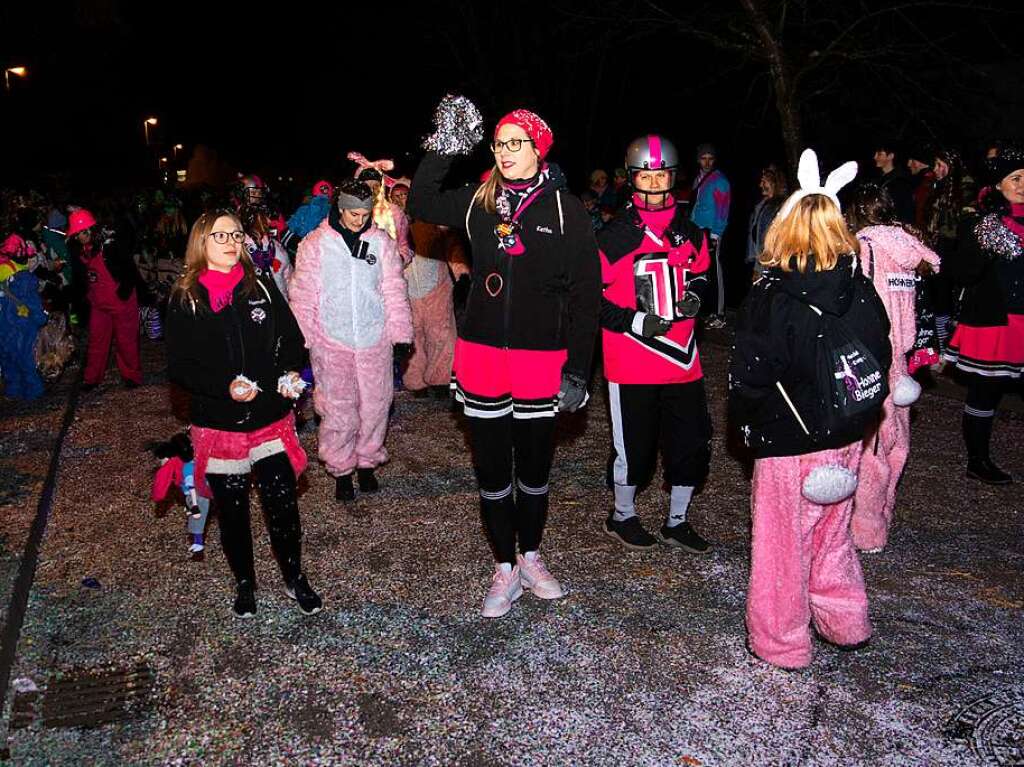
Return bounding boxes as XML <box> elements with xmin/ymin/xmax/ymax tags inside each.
<box><xmin>165</xmin><ymin>270</ymin><xmax>306</xmax><ymax>431</ymax></box>
<box><xmin>728</xmin><ymin>256</ymin><xmax>892</xmax><ymax>458</ymax></box>
<box><xmin>946</xmin><ymin>212</ymin><xmax>1024</xmax><ymax>326</ymax></box>
<box><xmin>408</xmin><ymin>152</ymin><xmax>601</xmax><ymax>379</ymax></box>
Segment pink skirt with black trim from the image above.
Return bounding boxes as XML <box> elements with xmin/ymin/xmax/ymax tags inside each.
<box><xmin>945</xmin><ymin>314</ymin><xmax>1024</xmax><ymax>378</ymax></box>
<box><xmin>191</xmin><ymin>412</ymin><xmax>308</xmax><ymax>496</ymax></box>
<box><xmin>451</xmin><ymin>339</ymin><xmax>566</xmax><ymax>419</ymax></box>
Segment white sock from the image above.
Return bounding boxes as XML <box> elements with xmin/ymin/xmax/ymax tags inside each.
<box><xmin>523</xmin><ymin>550</ymin><xmax>538</xmax><ymax>562</ymax></box>
<box><xmin>613</xmin><ymin>485</ymin><xmax>637</xmax><ymax>521</ymax></box>
<box><xmin>497</xmin><ymin>562</ymin><xmax>513</xmax><ymax>575</ymax></box>
<box><xmin>666</xmin><ymin>485</ymin><xmax>694</xmax><ymax>528</ymax></box>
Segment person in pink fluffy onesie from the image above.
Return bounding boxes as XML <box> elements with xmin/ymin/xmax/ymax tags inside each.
<box><xmin>729</xmin><ymin>149</ymin><xmax>892</xmax><ymax>670</ymax></box>
<box><xmin>847</xmin><ymin>184</ymin><xmax>941</xmax><ymax>554</ymax></box>
<box><xmin>404</xmin><ymin>199</ymin><xmax>463</xmax><ymax>399</ymax></box>
<box><xmin>288</xmin><ymin>179</ymin><xmax>413</xmax><ymax>502</ymax></box>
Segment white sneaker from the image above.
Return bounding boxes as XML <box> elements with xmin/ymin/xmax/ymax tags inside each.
<box><xmin>481</xmin><ymin>564</ymin><xmax>522</xmax><ymax>618</ymax></box>
<box><xmin>517</xmin><ymin>551</ymin><xmax>565</xmax><ymax>600</ymax></box>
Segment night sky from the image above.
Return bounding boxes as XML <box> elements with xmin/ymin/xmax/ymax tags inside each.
<box><xmin>2</xmin><ymin>0</ymin><xmax>1022</xmax><ymax>197</ymax></box>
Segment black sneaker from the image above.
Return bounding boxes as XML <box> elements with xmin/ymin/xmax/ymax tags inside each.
<box><xmin>657</xmin><ymin>522</ymin><xmax>712</xmax><ymax>554</ymax></box>
<box><xmin>409</xmin><ymin>388</ymin><xmax>430</xmax><ymax>399</ymax></box>
<box><xmin>233</xmin><ymin>579</ymin><xmax>257</xmax><ymax>618</ymax></box>
<box><xmin>357</xmin><ymin>468</ymin><xmax>380</xmax><ymax>493</ymax></box>
<box><xmin>966</xmin><ymin>457</ymin><xmax>1013</xmax><ymax>485</ymax></box>
<box><xmin>335</xmin><ymin>474</ymin><xmax>355</xmax><ymax>502</ymax></box>
<box><xmin>430</xmin><ymin>385</ymin><xmax>451</xmax><ymax>400</ymax></box>
<box><xmin>285</xmin><ymin>574</ymin><xmax>323</xmax><ymax>615</ymax></box>
<box><xmin>603</xmin><ymin>514</ymin><xmax>658</xmax><ymax>550</ymax></box>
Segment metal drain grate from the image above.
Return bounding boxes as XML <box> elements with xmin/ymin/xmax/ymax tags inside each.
<box><xmin>39</xmin><ymin>663</ymin><xmax>154</xmax><ymax>729</ymax></box>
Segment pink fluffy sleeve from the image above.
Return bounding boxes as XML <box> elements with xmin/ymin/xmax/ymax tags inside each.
<box><xmin>287</xmin><ymin>235</ymin><xmax>321</xmax><ymax>348</ymax></box>
<box><xmin>890</xmin><ymin>228</ymin><xmax>941</xmax><ymax>272</ymax></box>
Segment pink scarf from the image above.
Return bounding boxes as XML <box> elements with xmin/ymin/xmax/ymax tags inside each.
<box><xmin>198</xmin><ymin>263</ymin><xmax>244</xmax><ymax>313</ymax></box>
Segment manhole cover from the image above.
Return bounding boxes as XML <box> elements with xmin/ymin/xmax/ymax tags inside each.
<box><xmin>946</xmin><ymin>686</ymin><xmax>1024</xmax><ymax>765</ymax></box>
<box><xmin>40</xmin><ymin>663</ymin><xmax>154</xmax><ymax>729</ymax></box>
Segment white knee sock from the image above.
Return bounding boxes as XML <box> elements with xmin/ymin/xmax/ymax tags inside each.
<box><xmin>612</xmin><ymin>484</ymin><xmax>637</xmax><ymax>521</ymax></box>
<box><xmin>666</xmin><ymin>485</ymin><xmax>694</xmax><ymax>528</ymax></box>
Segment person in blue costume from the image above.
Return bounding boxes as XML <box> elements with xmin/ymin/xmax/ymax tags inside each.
<box><xmin>0</xmin><ymin>250</ymin><xmax>47</xmax><ymax>400</ymax></box>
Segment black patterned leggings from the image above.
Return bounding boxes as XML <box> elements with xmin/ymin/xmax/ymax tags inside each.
<box><xmin>206</xmin><ymin>452</ymin><xmax>303</xmax><ymax>586</ymax></box>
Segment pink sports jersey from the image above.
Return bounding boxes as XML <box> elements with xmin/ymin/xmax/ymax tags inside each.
<box><xmin>601</xmin><ymin>203</ymin><xmax>710</xmax><ymax>384</ymax></box>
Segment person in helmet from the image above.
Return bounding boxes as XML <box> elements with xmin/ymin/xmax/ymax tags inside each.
<box><xmin>66</xmin><ymin>209</ymin><xmax>145</xmax><ymax>390</ymax></box>
<box><xmin>288</xmin><ymin>179</ymin><xmax>413</xmax><ymax>502</ymax></box>
<box><xmin>598</xmin><ymin>134</ymin><xmax>714</xmax><ymax>553</ymax></box>
<box><xmin>237</xmin><ymin>175</ymin><xmax>294</xmax><ymax>300</ymax></box>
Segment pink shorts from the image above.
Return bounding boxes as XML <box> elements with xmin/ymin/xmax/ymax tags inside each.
<box><xmin>191</xmin><ymin>412</ymin><xmax>307</xmax><ymax>496</ymax></box>
<box><xmin>946</xmin><ymin>314</ymin><xmax>1024</xmax><ymax>378</ymax></box>
<box><xmin>451</xmin><ymin>339</ymin><xmax>566</xmax><ymax>419</ymax></box>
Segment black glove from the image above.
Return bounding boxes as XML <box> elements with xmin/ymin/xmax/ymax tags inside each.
<box><xmin>639</xmin><ymin>313</ymin><xmax>673</xmax><ymax>338</ymax></box>
<box><xmin>675</xmin><ymin>291</ymin><xmax>701</xmax><ymax>319</ymax></box>
<box><xmin>557</xmin><ymin>372</ymin><xmax>588</xmax><ymax>413</ymax></box>
<box><xmin>393</xmin><ymin>343</ymin><xmax>413</xmax><ymax>361</ymax></box>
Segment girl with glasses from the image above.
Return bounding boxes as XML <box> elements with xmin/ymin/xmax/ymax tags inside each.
<box><xmin>165</xmin><ymin>210</ymin><xmax>322</xmax><ymax>618</ymax></box>
<box><xmin>409</xmin><ymin>98</ymin><xmax>600</xmax><ymax>618</ymax></box>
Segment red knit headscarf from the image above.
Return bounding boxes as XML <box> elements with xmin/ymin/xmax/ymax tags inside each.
<box><xmin>494</xmin><ymin>110</ymin><xmax>554</xmax><ymax>160</ymax></box>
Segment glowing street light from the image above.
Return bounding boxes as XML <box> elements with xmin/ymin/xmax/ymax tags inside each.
<box><xmin>143</xmin><ymin>116</ymin><xmax>158</xmax><ymax>145</ymax></box>
<box><xmin>173</xmin><ymin>143</ymin><xmax>183</xmax><ymax>160</ymax></box>
<box><xmin>4</xmin><ymin>66</ymin><xmax>27</xmax><ymax>92</ymax></box>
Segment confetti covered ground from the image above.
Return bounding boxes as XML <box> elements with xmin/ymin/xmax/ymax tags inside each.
<box><xmin>1</xmin><ymin>335</ymin><xmax>1022</xmax><ymax>766</ymax></box>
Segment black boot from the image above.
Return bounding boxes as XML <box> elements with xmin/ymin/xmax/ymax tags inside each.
<box><xmin>357</xmin><ymin>468</ymin><xmax>380</xmax><ymax>493</ymax></box>
<box><xmin>335</xmin><ymin>474</ymin><xmax>355</xmax><ymax>501</ymax></box>
<box><xmin>285</xmin><ymin>574</ymin><xmax>323</xmax><ymax>615</ymax></box>
<box><xmin>232</xmin><ymin>579</ymin><xmax>257</xmax><ymax>618</ymax></box>
<box><xmin>967</xmin><ymin>457</ymin><xmax>1013</xmax><ymax>484</ymax></box>
<box><xmin>963</xmin><ymin>414</ymin><xmax>1013</xmax><ymax>484</ymax></box>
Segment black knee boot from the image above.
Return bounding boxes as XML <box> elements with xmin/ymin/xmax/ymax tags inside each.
<box><xmin>963</xmin><ymin>413</ymin><xmax>1012</xmax><ymax>484</ymax></box>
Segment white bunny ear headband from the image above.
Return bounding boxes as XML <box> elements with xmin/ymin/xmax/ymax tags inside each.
<box><xmin>777</xmin><ymin>148</ymin><xmax>858</xmax><ymax>221</ymax></box>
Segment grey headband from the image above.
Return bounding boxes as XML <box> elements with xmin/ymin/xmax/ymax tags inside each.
<box><xmin>337</xmin><ymin>192</ymin><xmax>374</xmax><ymax>210</ymax></box>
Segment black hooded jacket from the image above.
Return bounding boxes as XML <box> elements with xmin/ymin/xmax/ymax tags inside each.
<box><xmin>408</xmin><ymin>151</ymin><xmax>601</xmax><ymax>379</ymax></box>
<box><xmin>165</xmin><ymin>270</ymin><xmax>306</xmax><ymax>432</ymax></box>
<box><xmin>728</xmin><ymin>255</ymin><xmax>892</xmax><ymax>458</ymax></box>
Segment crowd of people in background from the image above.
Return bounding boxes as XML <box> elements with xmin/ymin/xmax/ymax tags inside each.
<box><xmin>1</xmin><ymin>100</ymin><xmax>1021</xmax><ymax>669</ymax></box>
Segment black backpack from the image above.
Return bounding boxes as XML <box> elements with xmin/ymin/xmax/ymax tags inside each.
<box><xmin>776</xmin><ymin>282</ymin><xmax>889</xmax><ymax>443</ymax></box>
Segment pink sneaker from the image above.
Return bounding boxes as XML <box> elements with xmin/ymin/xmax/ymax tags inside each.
<box><xmin>481</xmin><ymin>564</ymin><xmax>522</xmax><ymax>618</ymax></box>
<box><xmin>517</xmin><ymin>551</ymin><xmax>564</xmax><ymax>600</ymax></box>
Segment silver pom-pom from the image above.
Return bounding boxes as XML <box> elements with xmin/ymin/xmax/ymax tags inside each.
<box><xmin>423</xmin><ymin>94</ymin><xmax>484</xmax><ymax>157</ymax></box>
<box><xmin>976</xmin><ymin>213</ymin><xmax>1024</xmax><ymax>261</ymax></box>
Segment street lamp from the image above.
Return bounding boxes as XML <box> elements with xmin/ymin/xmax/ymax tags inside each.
<box><xmin>173</xmin><ymin>143</ymin><xmax>183</xmax><ymax>160</ymax></box>
<box><xmin>143</xmin><ymin>117</ymin><xmax>158</xmax><ymax>145</ymax></box>
<box><xmin>4</xmin><ymin>66</ymin><xmax>27</xmax><ymax>92</ymax></box>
